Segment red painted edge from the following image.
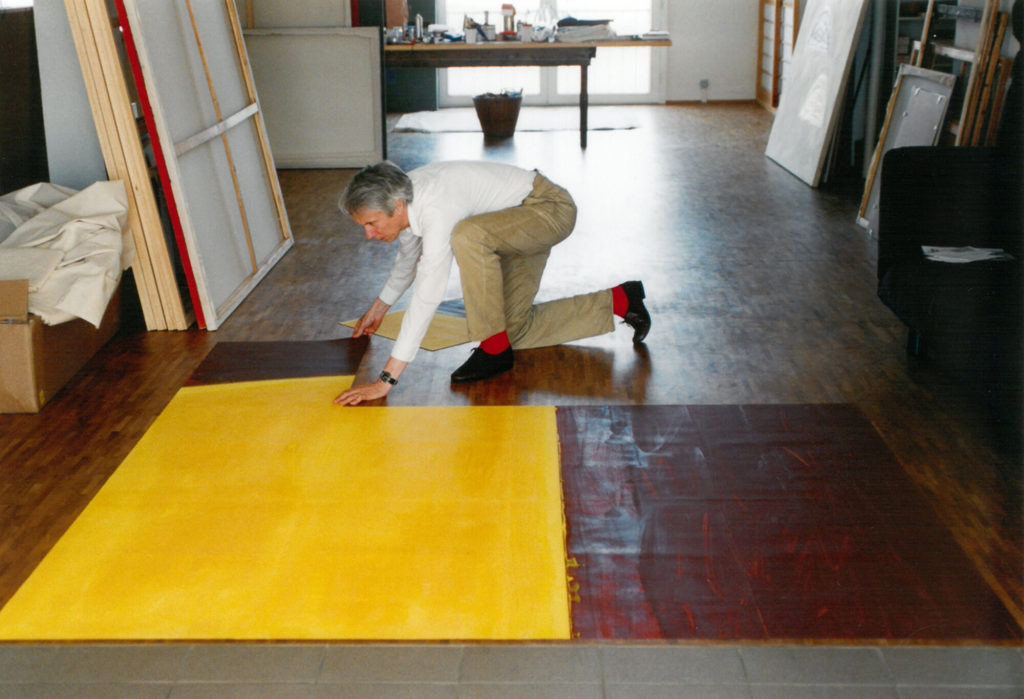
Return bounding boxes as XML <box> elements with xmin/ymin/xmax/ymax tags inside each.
<box><xmin>112</xmin><ymin>0</ymin><xmax>207</xmax><ymax>329</ymax></box>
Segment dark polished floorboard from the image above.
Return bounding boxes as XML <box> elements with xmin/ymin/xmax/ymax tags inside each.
<box><xmin>0</xmin><ymin>103</ymin><xmax>1020</xmax><ymax>639</ymax></box>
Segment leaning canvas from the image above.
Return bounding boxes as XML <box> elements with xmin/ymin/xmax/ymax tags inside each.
<box><xmin>765</xmin><ymin>0</ymin><xmax>871</xmax><ymax>187</ymax></box>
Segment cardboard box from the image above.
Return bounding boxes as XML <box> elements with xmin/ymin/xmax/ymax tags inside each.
<box><xmin>0</xmin><ymin>279</ymin><xmax>121</xmax><ymax>413</ymax></box>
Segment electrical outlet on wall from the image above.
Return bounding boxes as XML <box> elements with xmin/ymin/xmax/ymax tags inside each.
<box><xmin>699</xmin><ymin>79</ymin><xmax>709</xmax><ymax>89</ymax></box>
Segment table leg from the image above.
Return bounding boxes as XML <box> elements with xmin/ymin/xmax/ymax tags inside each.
<box><xmin>580</xmin><ymin>63</ymin><xmax>589</xmax><ymax>148</ymax></box>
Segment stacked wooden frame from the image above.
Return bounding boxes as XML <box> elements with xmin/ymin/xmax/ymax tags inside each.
<box><xmin>908</xmin><ymin>0</ymin><xmax>1016</xmax><ymax>146</ymax></box>
<box><xmin>856</xmin><ymin>0</ymin><xmax>1017</xmax><ymax>231</ymax></box>
<box><xmin>63</xmin><ymin>0</ymin><xmax>188</xmax><ymax>330</ymax></box>
<box><xmin>951</xmin><ymin>0</ymin><xmax>1015</xmax><ymax>146</ymax></box>
<box><xmin>64</xmin><ymin>0</ymin><xmax>293</xmax><ymax>331</ymax></box>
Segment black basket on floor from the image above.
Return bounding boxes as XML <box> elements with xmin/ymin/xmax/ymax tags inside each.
<box><xmin>472</xmin><ymin>91</ymin><xmax>523</xmax><ymax>138</ymax></box>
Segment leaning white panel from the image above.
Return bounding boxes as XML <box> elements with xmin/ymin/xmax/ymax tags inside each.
<box><xmin>857</xmin><ymin>65</ymin><xmax>956</xmax><ymax>234</ymax></box>
<box><xmin>244</xmin><ymin>27</ymin><xmax>383</xmax><ymax>168</ymax></box>
<box><xmin>120</xmin><ymin>0</ymin><xmax>292</xmax><ymax>330</ymax></box>
<box><xmin>764</xmin><ymin>0</ymin><xmax>871</xmax><ymax>187</ymax></box>
<box><xmin>232</xmin><ymin>0</ymin><xmax>352</xmax><ymax>28</ymax></box>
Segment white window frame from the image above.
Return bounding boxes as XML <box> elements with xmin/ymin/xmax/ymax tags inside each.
<box><xmin>436</xmin><ymin>0</ymin><xmax>667</xmax><ymax>107</ymax></box>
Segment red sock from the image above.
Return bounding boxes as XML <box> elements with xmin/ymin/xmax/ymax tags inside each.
<box><xmin>612</xmin><ymin>285</ymin><xmax>628</xmax><ymax>317</ymax></box>
<box><xmin>480</xmin><ymin>330</ymin><xmax>510</xmax><ymax>354</ymax></box>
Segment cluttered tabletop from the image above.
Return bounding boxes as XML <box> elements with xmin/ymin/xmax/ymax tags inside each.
<box><xmin>382</xmin><ymin>3</ymin><xmax>671</xmax><ymax>49</ymax></box>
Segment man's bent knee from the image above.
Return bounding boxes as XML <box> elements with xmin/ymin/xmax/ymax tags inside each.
<box><xmin>450</xmin><ymin>218</ymin><xmax>488</xmax><ymax>256</ymax></box>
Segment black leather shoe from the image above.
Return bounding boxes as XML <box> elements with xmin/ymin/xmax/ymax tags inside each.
<box><xmin>451</xmin><ymin>347</ymin><xmax>514</xmax><ymax>383</ymax></box>
<box><xmin>621</xmin><ymin>280</ymin><xmax>651</xmax><ymax>344</ymax></box>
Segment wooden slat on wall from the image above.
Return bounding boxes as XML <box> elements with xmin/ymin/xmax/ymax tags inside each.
<box><xmin>756</xmin><ymin>0</ymin><xmax>800</xmax><ymax>111</ymax></box>
<box><xmin>957</xmin><ymin>0</ymin><xmax>999</xmax><ymax>145</ymax></box>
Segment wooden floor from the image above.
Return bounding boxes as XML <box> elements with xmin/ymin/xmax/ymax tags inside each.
<box><xmin>1</xmin><ymin>103</ymin><xmax>1020</xmax><ymax>634</ymax></box>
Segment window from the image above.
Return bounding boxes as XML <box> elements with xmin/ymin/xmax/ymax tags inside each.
<box><xmin>437</xmin><ymin>0</ymin><xmax>664</xmax><ymax>106</ymax></box>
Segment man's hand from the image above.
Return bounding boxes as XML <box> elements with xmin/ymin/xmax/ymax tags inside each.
<box><xmin>333</xmin><ymin>359</ymin><xmax>407</xmax><ymax>406</ymax></box>
<box><xmin>333</xmin><ymin>380</ymin><xmax>391</xmax><ymax>406</ymax></box>
<box><xmin>352</xmin><ymin>298</ymin><xmax>391</xmax><ymax>337</ymax></box>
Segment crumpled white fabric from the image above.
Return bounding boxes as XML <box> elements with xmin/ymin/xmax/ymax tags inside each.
<box><xmin>0</xmin><ymin>181</ymin><xmax>132</xmax><ymax>327</ymax></box>
<box><xmin>0</xmin><ymin>182</ymin><xmax>78</xmax><ymax>244</ymax></box>
<box><xmin>0</xmin><ymin>248</ymin><xmax>65</xmax><ymax>292</ymax></box>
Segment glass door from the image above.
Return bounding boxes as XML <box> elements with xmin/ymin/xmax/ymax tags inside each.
<box><xmin>437</xmin><ymin>0</ymin><xmax>665</xmax><ymax>106</ymax></box>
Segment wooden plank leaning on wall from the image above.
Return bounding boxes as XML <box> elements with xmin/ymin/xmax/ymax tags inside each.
<box><xmin>62</xmin><ymin>0</ymin><xmax>189</xmax><ymax>331</ymax></box>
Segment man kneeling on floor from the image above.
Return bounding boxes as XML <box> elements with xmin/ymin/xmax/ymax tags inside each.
<box><xmin>333</xmin><ymin>160</ymin><xmax>650</xmax><ymax>406</ymax></box>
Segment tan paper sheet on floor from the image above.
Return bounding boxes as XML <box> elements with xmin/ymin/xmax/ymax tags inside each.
<box><xmin>340</xmin><ymin>309</ymin><xmax>472</xmax><ymax>351</ymax></box>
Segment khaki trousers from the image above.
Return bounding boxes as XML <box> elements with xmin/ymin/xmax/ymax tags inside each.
<box><xmin>450</xmin><ymin>173</ymin><xmax>614</xmax><ymax>350</ymax></box>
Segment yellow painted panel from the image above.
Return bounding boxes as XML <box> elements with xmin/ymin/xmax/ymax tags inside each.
<box><xmin>0</xmin><ymin>377</ymin><xmax>569</xmax><ymax>640</ymax></box>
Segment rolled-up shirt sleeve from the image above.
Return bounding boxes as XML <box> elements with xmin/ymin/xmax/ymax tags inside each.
<box><xmin>378</xmin><ymin>230</ymin><xmax>421</xmax><ymax>306</ymax></box>
<box><xmin>389</xmin><ymin>211</ymin><xmax>460</xmax><ymax>363</ymax></box>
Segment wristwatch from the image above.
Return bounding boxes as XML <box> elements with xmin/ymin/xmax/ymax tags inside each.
<box><xmin>378</xmin><ymin>370</ymin><xmax>398</xmax><ymax>386</ymax></box>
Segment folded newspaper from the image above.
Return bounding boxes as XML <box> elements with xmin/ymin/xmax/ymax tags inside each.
<box><xmin>556</xmin><ymin>25</ymin><xmax>616</xmax><ymax>41</ymax></box>
<box><xmin>922</xmin><ymin>245</ymin><xmax>1015</xmax><ymax>263</ymax></box>
<box><xmin>556</xmin><ymin>18</ymin><xmax>616</xmax><ymax>42</ymax></box>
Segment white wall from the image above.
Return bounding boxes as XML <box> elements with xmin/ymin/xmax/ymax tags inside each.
<box><xmin>664</xmin><ymin>0</ymin><xmax>758</xmax><ymax>101</ymax></box>
<box><xmin>34</xmin><ymin>0</ymin><xmax>106</xmax><ymax>190</ymax></box>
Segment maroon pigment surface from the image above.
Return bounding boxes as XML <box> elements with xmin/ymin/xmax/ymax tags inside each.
<box><xmin>186</xmin><ymin>338</ymin><xmax>369</xmax><ymax>386</ymax></box>
<box><xmin>557</xmin><ymin>404</ymin><xmax>1021</xmax><ymax>641</ymax></box>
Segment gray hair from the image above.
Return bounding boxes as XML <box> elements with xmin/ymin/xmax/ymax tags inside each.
<box><xmin>340</xmin><ymin>161</ymin><xmax>414</xmax><ymax>215</ymax></box>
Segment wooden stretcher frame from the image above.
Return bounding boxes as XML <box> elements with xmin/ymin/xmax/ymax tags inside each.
<box><xmin>906</xmin><ymin>0</ymin><xmax>1013</xmax><ymax>147</ymax></box>
<box><xmin>957</xmin><ymin>0</ymin><xmax>1000</xmax><ymax>145</ymax></box>
<box><xmin>116</xmin><ymin>0</ymin><xmax>293</xmax><ymax>330</ymax></box>
<box><xmin>984</xmin><ymin>56</ymin><xmax>1015</xmax><ymax>146</ymax></box>
<box><xmin>856</xmin><ymin>64</ymin><xmax>956</xmax><ymax>233</ymax></box>
<box><xmin>62</xmin><ymin>0</ymin><xmax>190</xmax><ymax>331</ymax></box>
<box><xmin>967</xmin><ymin>9</ymin><xmax>1010</xmax><ymax>145</ymax></box>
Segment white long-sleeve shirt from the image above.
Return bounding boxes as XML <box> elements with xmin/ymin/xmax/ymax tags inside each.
<box><xmin>378</xmin><ymin>161</ymin><xmax>536</xmax><ymax>362</ymax></box>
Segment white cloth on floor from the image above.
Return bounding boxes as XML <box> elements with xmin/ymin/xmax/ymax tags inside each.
<box><xmin>0</xmin><ymin>181</ymin><xmax>131</xmax><ymax>327</ymax></box>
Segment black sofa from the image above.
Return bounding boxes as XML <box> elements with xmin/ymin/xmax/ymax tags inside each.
<box><xmin>876</xmin><ymin>146</ymin><xmax>1023</xmax><ymax>456</ymax></box>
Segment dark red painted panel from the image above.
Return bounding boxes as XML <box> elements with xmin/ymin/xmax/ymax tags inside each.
<box><xmin>558</xmin><ymin>404</ymin><xmax>1022</xmax><ymax>641</ymax></box>
<box><xmin>186</xmin><ymin>338</ymin><xmax>369</xmax><ymax>386</ymax></box>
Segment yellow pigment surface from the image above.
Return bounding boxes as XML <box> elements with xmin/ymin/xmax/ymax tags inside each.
<box><xmin>0</xmin><ymin>377</ymin><xmax>569</xmax><ymax>640</ymax></box>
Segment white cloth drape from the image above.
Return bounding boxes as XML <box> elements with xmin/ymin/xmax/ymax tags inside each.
<box><xmin>0</xmin><ymin>181</ymin><xmax>132</xmax><ymax>327</ymax></box>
